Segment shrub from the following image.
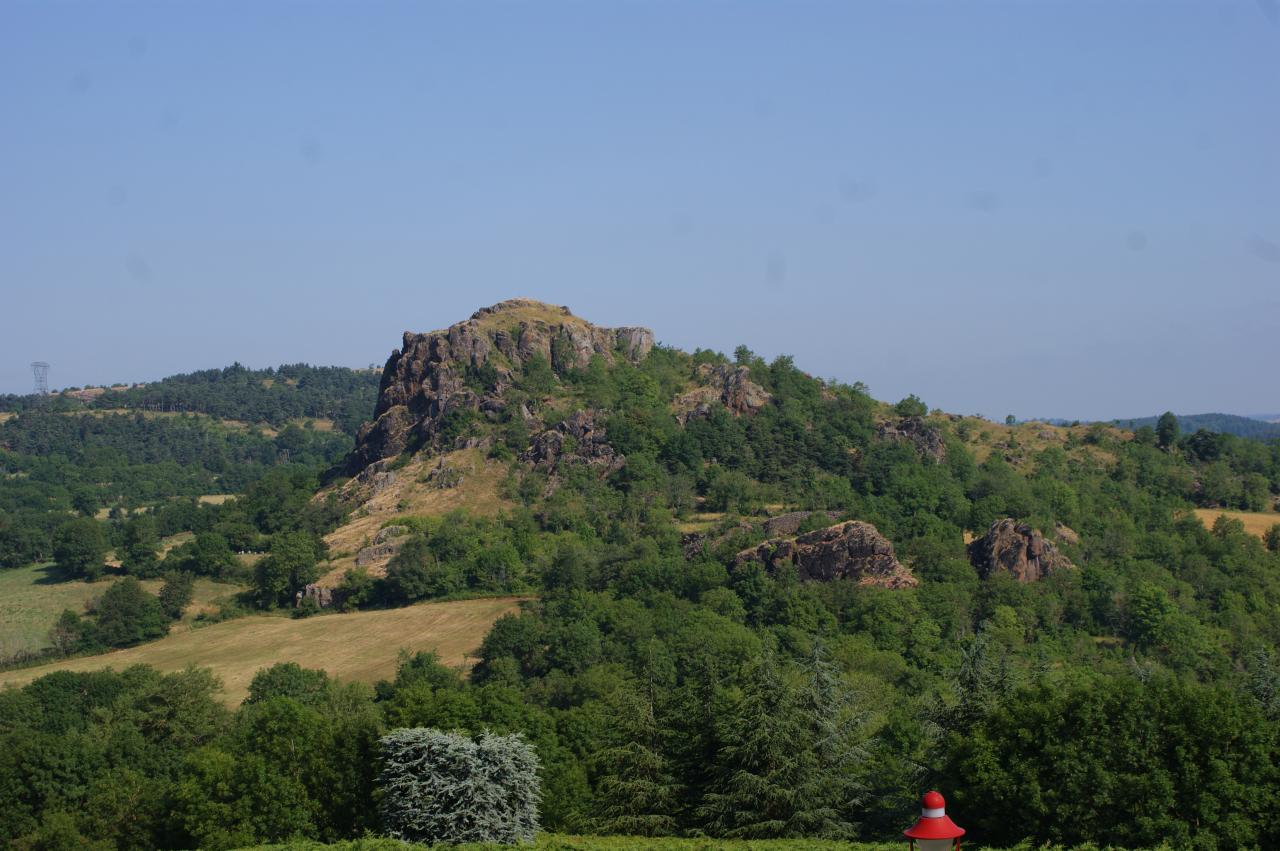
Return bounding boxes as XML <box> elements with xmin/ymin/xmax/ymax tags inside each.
<box><xmin>378</xmin><ymin>728</ymin><xmax>539</xmax><ymax>845</ymax></box>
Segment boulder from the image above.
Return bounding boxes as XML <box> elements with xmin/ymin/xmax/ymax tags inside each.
<box><xmin>968</xmin><ymin>518</ymin><xmax>1075</xmax><ymax>582</ymax></box>
<box><xmin>877</xmin><ymin>416</ymin><xmax>946</xmax><ymax>462</ymax></box>
<box><xmin>760</xmin><ymin>510</ymin><xmax>841</xmax><ymax>538</ymax></box>
<box><xmin>520</xmin><ymin>410</ymin><xmax>621</xmax><ymax>473</ymax></box>
<box><xmin>295</xmin><ymin>584</ymin><xmax>347</xmax><ymax>609</ymax></box>
<box><xmin>734</xmin><ymin>520</ymin><xmax>918</xmax><ymax>589</ymax></box>
<box><xmin>675</xmin><ymin>363</ymin><xmax>772</xmax><ymax>423</ymax></box>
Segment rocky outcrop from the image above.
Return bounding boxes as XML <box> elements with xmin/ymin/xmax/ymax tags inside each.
<box><xmin>760</xmin><ymin>510</ymin><xmax>841</xmax><ymax>538</ymax></box>
<box><xmin>734</xmin><ymin>520</ymin><xmax>918</xmax><ymax>589</ymax></box>
<box><xmin>877</xmin><ymin>416</ymin><xmax>946</xmax><ymax>462</ymax></box>
<box><xmin>296</xmin><ymin>583</ymin><xmax>347</xmax><ymax>609</ymax></box>
<box><xmin>675</xmin><ymin>363</ymin><xmax>772</xmax><ymax>423</ymax></box>
<box><xmin>347</xmin><ymin>300</ymin><xmax>653</xmax><ymax>473</ymax></box>
<box><xmin>681</xmin><ymin>511</ymin><xmax>839</xmax><ymax>560</ymax></box>
<box><xmin>968</xmin><ymin>518</ymin><xmax>1075</xmax><ymax>582</ymax></box>
<box><xmin>520</xmin><ymin>410</ymin><xmax>621</xmax><ymax>473</ymax></box>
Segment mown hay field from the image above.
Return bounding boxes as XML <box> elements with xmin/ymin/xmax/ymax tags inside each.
<box><xmin>1193</xmin><ymin>507</ymin><xmax>1280</xmax><ymax>539</ymax></box>
<box><xmin>0</xmin><ymin>595</ymin><xmax>525</xmax><ymax>704</ymax></box>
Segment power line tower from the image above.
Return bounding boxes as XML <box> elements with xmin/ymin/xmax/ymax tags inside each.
<box><xmin>31</xmin><ymin>362</ymin><xmax>50</xmax><ymax>396</ymax></box>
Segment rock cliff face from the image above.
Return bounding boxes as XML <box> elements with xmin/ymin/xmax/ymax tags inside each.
<box><xmin>674</xmin><ymin>364</ymin><xmax>771</xmax><ymax>423</ymax></box>
<box><xmin>968</xmin><ymin>518</ymin><xmax>1075</xmax><ymax>582</ymax></box>
<box><xmin>347</xmin><ymin>300</ymin><xmax>653</xmax><ymax>473</ymax></box>
<box><xmin>877</xmin><ymin>416</ymin><xmax>946</xmax><ymax>462</ymax></box>
<box><xmin>520</xmin><ymin>410</ymin><xmax>622</xmax><ymax>473</ymax></box>
<box><xmin>734</xmin><ymin>520</ymin><xmax>918</xmax><ymax>589</ymax></box>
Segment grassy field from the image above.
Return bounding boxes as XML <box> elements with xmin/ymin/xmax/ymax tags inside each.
<box><xmin>0</xmin><ymin>595</ymin><xmax>525</xmax><ymax>704</ymax></box>
<box><xmin>0</xmin><ymin>563</ymin><xmax>241</xmax><ymax>658</ymax></box>
<box><xmin>1193</xmin><ymin>507</ymin><xmax>1280</xmax><ymax>539</ymax></box>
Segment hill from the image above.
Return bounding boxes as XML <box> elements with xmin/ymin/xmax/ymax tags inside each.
<box><xmin>3</xmin><ymin>299</ymin><xmax>1280</xmax><ymax>850</ymax></box>
<box><xmin>1112</xmin><ymin>412</ymin><xmax>1280</xmax><ymax>441</ymax></box>
<box><xmin>0</xmin><ymin>595</ymin><xmax>523</xmax><ymax>704</ymax></box>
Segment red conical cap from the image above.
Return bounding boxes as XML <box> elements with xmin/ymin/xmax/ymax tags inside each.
<box><xmin>903</xmin><ymin>790</ymin><xmax>965</xmax><ymax>840</ymax></box>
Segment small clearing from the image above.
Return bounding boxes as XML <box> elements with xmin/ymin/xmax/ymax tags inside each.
<box><xmin>1193</xmin><ymin>508</ymin><xmax>1280</xmax><ymax>540</ymax></box>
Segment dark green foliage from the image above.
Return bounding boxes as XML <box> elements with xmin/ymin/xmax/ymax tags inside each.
<box><xmin>246</xmin><ymin>663</ymin><xmax>332</xmax><ymax>707</ymax></box>
<box><xmin>90</xmin><ymin>363</ymin><xmax>379</xmax><ymax>434</ymax></box>
<box><xmin>944</xmin><ymin>674</ymin><xmax>1280</xmax><ymax>849</ymax></box>
<box><xmin>119</xmin><ymin>514</ymin><xmax>162</xmax><ymax>577</ymax></box>
<box><xmin>253</xmin><ymin>531</ymin><xmax>323</xmax><ymax>607</ymax></box>
<box><xmin>94</xmin><ymin>577</ymin><xmax>170</xmax><ymax>646</ymax></box>
<box><xmin>1117</xmin><ymin>411</ymin><xmax>1280</xmax><ymax>441</ymax></box>
<box><xmin>52</xmin><ymin>517</ymin><xmax>107</xmax><ymax>580</ymax></box>
<box><xmin>378</xmin><ymin>728</ymin><xmax>541</xmax><ymax>845</ymax></box>
<box><xmin>159</xmin><ymin>570</ymin><xmax>196</xmax><ymax>619</ymax></box>
<box><xmin>893</xmin><ymin>395</ymin><xmax>928</xmax><ymax>418</ymax></box>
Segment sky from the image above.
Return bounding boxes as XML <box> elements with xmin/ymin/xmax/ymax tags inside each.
<box><xmin>1</xmin><ymin>1</ymin><xmax>1276</xmax><ymax>421</ymax></box>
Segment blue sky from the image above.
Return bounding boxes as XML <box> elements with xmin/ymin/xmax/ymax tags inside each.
<box><xmin>1</xmin><ymin>1</ymin><xmax>1276</xmax><ymax>420</ymax></box>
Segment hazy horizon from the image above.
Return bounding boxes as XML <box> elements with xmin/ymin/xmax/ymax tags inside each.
<box><xmin>3</xmin><ymin>2</ymin><xmax>1277</xmax><ymax>420</ymax></box>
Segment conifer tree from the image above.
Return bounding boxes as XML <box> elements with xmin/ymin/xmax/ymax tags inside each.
<box><xmin>590</xmin><ymin>685</ymin><xmax>682</xmax><ymax>836</ymax></box>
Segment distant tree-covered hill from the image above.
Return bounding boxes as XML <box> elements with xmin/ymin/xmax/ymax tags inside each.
<box><xmin>1113</xmin><ymin>412</ymin><xmax>1280</xmax><ymax>441</ymax></box>
<box><xmin>1</xmin><ymin>363</ymin><xmax>380</xmax><ymax>435</ymax></box>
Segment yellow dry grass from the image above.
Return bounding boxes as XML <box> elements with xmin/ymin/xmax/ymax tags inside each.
<box><xmin>456</xmin><ymin>298</ymin><xmax>577</xmax><ymax>335</ymax></box>
<box><xmin>316</xmin><ymin>448</ymin><xmax>513</xmax><ymax>586</ymax></box>
<box><xmin>676</xmin><ymin>512</ymin><xmax>726</xmax><ymax>534</ymax></box>
<box><xmin>198</xmin><ymin>493</ymin><xmax>235</xmax><ymax>505</ymax></box>
<box><xmin>0</xmin><ymin>412</ymin><xmax>14</xmax><ymax>424</ymax></box>
<box><xmin>0</xmin><ymin>596</ymin><xmax>526</xmax><ymax>705</ymax></box>
<box><xmin>1193</xmin><ymin>508</ymin><xmax>1280</xmax><ymax>540</ymax></box>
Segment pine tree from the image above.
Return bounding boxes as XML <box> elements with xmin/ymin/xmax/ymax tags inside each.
<box><xmin>698</xmin><ymin>652</ymin><xmax>829</xmax><ymax>838</ymax></box>
<box><xmin>590</xmin><ymin>686</ymin><xmax>682</xmax><ymax>836</ymax></box>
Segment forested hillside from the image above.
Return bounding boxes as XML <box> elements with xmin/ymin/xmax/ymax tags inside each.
<box><xmin>1114</xmin><ymin>411</ymin><xmax>1280</xmax><ymax>442</ymax></box>
<box><xmin>2</xmin><ymin>302</ymin><xmax>1279</xmax><ymax>849</ymax></box>
<box><xmin>1</xmin><ymin>362</ymin><xmax>380</xmax><ymax>434</ymax></box>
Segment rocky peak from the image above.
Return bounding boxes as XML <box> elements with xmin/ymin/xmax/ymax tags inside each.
<box><xmin>734</xmin><ymin>520</ymin><xmax>918</xmax><ymax>589</ymax></box>
<box><xmin>347</xmin><ymin>300</ymin><xmax>653</xmax><ymax>473</ymax></box>
<box><xmin>968</xmin><ymin>518</ymin><xmax>1075</xmax><ymax>582</ymax></box>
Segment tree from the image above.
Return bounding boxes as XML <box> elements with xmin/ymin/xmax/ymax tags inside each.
<box><xmin>1156</xmin><ymin>411</ymin><xmax>1179</xmax><ymax>450</ymax></box>
<box><xmin>166</xmin><ymin>532</ymin><xmax>238</xmax><ymax>578</ymax></box>
<box><xmin>245</xmin><ymin>663</ymin><xmax>330</xmax><ymax>707</ymax></box>
<box><xmin>378</xmin><ymin>728</ymin><xmax>540</xmax><ymax>845</ymax></box>
<box><xmin>159</xmin><ymin>570</ymin><xmax>196</xmax><ymax>619</ymax></box>
<box><xmin>48</xmin><ymin>608</ymin><xmax>94</xmax><ymax>655</ymax></box>
<box><xmin>53</xmin><ymin>518</ymin><xmax>106</xmax><ymax>580</ymax></box>
<box><xmin>590</xmin><ymin>687</ymin><xmax>681</xmax><ymax>836</ymax></box>
<box><xmin>119</xmin><ymin>514</ymin><xmax>161</xmax><ymax>577</ymax></box>
<box><xmin>1264</xmin><ymin>523</ymin><xmax>1280</xmax><ymax>553</ymax></box>
<box><xmin>697</xmin><ymin>652</ymin><xmax>857</xmax><ymax>839</ymax></box>
<box><xmin>894</xmin><ymin>394</ymin><xmax>928</xmax><ymax>418</ymax></box>
<box><xmin>252</xmin><ymin>531</ymin><xmax>321</xmax><ymax>607</ymax></box>
<box><xmin>94</xmin><ymin>577</ymin><xmax>169</xmax><ymax>647</ymax></box>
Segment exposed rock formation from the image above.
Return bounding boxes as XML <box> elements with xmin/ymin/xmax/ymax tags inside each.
<box><xmin>877</xmin><ymin>416</ymin><xmax>946</xmax><ymax>462</ymax></box>
<box><xmin>968</xmin><ymin>518</ymin><xmax>1075</xmax><ymax>582</ymax></box>
<box><xmin>520</xmin><ymin>410</ymin><xmax>621</xmax><ymax>473</ymax></box>
<box><xmin>734</xmin><ymin>520</ymin><xmax>918</xmax><ymax>589</ymax></box>
<box><xmin>681</xmin><ymin>511</ymin><xmax>840</xmax><ymax>560</ymax></box>
<box><xmin>347</xmin><ymin>300</ymin><xmax>653</xmax><ymax>473</ymax></box>
<box><xmin>295</xmin><ymin>583</ymin><xmax>347</xmax><ymax>609</ymax></box>
<box><xmin>675</xmin><ymin>364</ymin><xmax>772</xmax><ymax>423</ymax></box>
<box><xmin>760</xmin><ymin>510</ymin><xmax>841</xmax><ymax>538</ymax></box>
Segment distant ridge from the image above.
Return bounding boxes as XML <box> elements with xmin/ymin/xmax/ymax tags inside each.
<box><xmin>1111</xmin><ymin>412</ymin><xmax>1280</xmax><ymax>441</ymax></box>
